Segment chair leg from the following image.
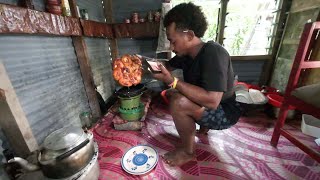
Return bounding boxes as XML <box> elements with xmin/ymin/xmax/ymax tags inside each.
<box><xmin>271</xmin><ymin>105</ymin><xmax>289</xmax><ymax>147</ymax></box>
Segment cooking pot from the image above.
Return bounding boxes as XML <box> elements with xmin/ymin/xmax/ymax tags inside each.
<box><xmin>9</xmin><ymin>126</ymin><xmax>95</xmax><ymax>179</ymax></box>
<box><xmin>116</xmin><ymin>83</ymin><xmax>147</xmax><ymax>98</ymax></box>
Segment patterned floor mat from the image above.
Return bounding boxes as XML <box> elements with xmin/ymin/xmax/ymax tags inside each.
<box><xmin>92</xmin><ymin>100</ymin><xmax>320</xmax><ymax>180</ymax></box>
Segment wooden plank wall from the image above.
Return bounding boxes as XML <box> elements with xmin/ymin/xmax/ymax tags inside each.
<box><xmin>270</xmin><ymin>0</ymin><xmax>320</xmax><ymax>92</ymax></box>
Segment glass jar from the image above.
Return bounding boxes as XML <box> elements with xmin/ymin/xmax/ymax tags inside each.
<box><xmin>79</xmin><ymin>112</ymin><xmax>92</xmax><ymax>128</ymax></box>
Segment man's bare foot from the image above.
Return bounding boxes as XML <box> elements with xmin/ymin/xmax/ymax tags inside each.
<box><xmin>162</xmin><ymin>148</ymin><xmax>196</xmax><ymax>166</ymax></box>
<box><xmin>196</xmin><ymin>126</ymin><xmax>209</xmax><ymax>134</ymax></box>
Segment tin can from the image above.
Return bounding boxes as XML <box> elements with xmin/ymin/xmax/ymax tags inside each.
<box><xmin>124</xmin><ymin>18</ymin><xmax>130</xmax><ymax>23</ymax></box>
<box><xmin>131</xmin><ymin>12</ymin><xmax>139</xmax><ymax>23</ymax></box>
<box><xmin>80</xmin><ymin>9</ymin><xmax>89</xmax><ymax>20</ymax></box>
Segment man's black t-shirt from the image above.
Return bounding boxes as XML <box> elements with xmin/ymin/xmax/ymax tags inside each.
<box><xmin>168</xmin><ymin>41</ymin><xmax>241</xmax><ymax>124</ymax></box>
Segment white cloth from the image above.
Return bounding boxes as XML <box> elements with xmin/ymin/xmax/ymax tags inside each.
<box><xmin>156</xmin><ymin>3</ymin><xmax>172</xmax><ymax>53</ymax></box>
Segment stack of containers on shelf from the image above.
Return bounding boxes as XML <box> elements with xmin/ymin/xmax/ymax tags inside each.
<box><xmin>46</xmin><ymin>0</ymin><xmax>61</xmax><ymax>15</ymax></box>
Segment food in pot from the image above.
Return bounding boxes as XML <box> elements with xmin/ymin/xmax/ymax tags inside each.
<box><xmin>113</xmin><ymin>54</ymin><xmax>142</xmax><ymax>87</ymax></box>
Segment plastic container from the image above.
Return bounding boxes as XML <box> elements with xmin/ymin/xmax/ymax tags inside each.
<box><xmin>267</xmin><ymin>94</ymin><xmax>295</xmax><ymax>109</ymax></box>
<box><xmin>301</xmin><ymin>114</ymin><xmax>320</xmax><ymax>138</ymax></box>
<box><xmin>267</xmin><ymin>94</ymin><xmax>296</xmax><ymax>119</ymax></box>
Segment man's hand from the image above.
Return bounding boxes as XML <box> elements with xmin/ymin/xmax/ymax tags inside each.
<box><xmin>152</xmin><ymin>64</ymin><xmax>174</xmax><ymax>84</ymax></box>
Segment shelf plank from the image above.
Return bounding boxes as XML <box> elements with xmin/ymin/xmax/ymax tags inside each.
<box><xmin>113</xmin><ymin>22</ymin><xmax>160</xmax><ymax>38</ymax></box>
<box><xmin>0</xmin><ymin>4</ymin><xmax>82</xmax><ymax>36</ymax></box>
<box><xmin>80</xmin><ymin>20</ymin><xmax>113</xmax><ymax>38</ymax></box>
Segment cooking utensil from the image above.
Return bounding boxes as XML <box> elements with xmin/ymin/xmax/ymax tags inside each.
<box><xmin>116</xmin><ymin>83</ymin><xmax>147</xmax><ymax>98</ymax></box>
<box><xmin>9</xmin><ymin>126</ymin><xmax>95</xmax><ymax>179</ymax></box>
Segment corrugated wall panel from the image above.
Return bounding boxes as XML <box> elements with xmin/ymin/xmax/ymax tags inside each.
<box><xmin>85</xmin><ymin>37</ymin><xmax>115</xmax><ymax>101</ymax></box>
<box><xmin>77</xmin><ymin>0</ymin><xmax>105</xmax><ymax>22</ymax></box>
<box><xmin>0</xmin><ymin>35</ymin><xmax>90</xmax><ymax>144</ymax></box>
<box><xmin>117</xmin><ymin>38</ymin><xmax>158</xmax><ymax>57</ymax></box>
<box><xmin>33</xmin><ymin>0</ymin><xmax>45</xmax><ymax>11</ymax></box>
<box><xmin>232</xmin><ymin>60</ymin><xmax>265</xmax><ymax>84</ymax></box>
<box><xmin>0</xmin><ymin>0</ymin><xmax>44</xmax><ymax>11</ymax></box>
<box><xmin>0</xmin><ymin>0</ymin><xmax>17</xmax><ymax>5</ymax></box>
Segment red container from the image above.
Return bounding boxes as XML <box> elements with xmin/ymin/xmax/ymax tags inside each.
<box><xmin>267</xmin><ymin>94</ymin><xmax>295</xmax><ymax>110</ymax></box>
<box><xmin>46</xmin><ymin>0</ymin><xmax>60</xmax><ymax>5</ymax></box>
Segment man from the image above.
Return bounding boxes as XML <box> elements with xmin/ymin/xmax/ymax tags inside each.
<box><xmin>152</xmin><ymin>3</ymin><xmax>242</xmax><ymax>166</ymax></box>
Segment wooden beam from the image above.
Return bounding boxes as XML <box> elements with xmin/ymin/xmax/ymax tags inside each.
<box><xmin>217</xmin><ymin>0</ymin><xmax>228</xmax><ymax>45</ymax></box>
<box><xmin>72</xmin><ymin>37</ymin><xmax>101</xmax><ymax>118</ymax></box>
<box><xmin>266</xmin><ymin>0</ymin><xmax>292</xmax><ymax>85</ymax></box>
<box><xmin>0</xmin><ymin>4</ymin><xmax>82</xmax><ymax>36</ymax></box>
<box><xmin>231</xmin><ymin>55</ymin><xmax>272</xmax><ymax>61</ymax></box>
<box><xmin>0</xmin><ymin>63</ymin><xmax>38</xmax><ymax>157</ymax></box>
<box><xmin>68</xmin><ymin>0</ymin><xmax>101</xmax><ymax>118</ymax></box>
<box><xmin>103</xmin><ymin>0</ymin><xmax>119</xmax><ymax>60</ymax></box>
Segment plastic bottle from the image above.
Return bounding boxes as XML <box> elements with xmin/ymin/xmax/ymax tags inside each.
<box><xmin>61</xmin><ymin>0</ymin><xmax>71</xmax><ymax>16</ymax></box>
<box><xmin>234</xmin><ymin>75</ymin><xmax>239</xmax><ymax>86</ymax></box>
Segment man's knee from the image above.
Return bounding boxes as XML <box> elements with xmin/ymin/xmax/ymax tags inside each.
<box><xmin>170</xmin><ymin>93</ymin><xmax>191</xmax><ymax>110</ymax></box>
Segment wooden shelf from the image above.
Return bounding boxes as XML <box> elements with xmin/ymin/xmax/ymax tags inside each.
<box><xmin>0</xmin><ymin>3</ymin><xmax>160</xmax><ymax>39</ymax></box>
<box><xmin>113</xmin><ymin>22</ymin><xmax>160</xmax><ymax>38</ymax></box>
<box><xmin>0</xmin><ymin>4</ymin><xmax>82</xmax><ymax>36</ymax></box>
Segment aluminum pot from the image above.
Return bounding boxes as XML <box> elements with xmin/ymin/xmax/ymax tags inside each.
<box><xmin>9</xmin><ymin>126</ymin><xmax>95</xmax><ymax>179</ymax></box>
<box><xmin>39</xmin><ymin>126</ymin><xmax>95</xmax><ymax>178</ymax></box>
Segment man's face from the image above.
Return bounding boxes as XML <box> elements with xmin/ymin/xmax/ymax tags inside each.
<box><xmin>166</xmin><ymin>23</ymin><xmax>189</xmax><ymax>56</ymax></box>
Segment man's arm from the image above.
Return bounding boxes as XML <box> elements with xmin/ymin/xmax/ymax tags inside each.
<box><xmin>175</xmin><ymin>80</ymin><xmax>223</xmax><ymax>110</ymax></box>
<box><xmin>153</xmin><ymin>64</ymin><xmax>223</xmax><ymax>110</ymax></box>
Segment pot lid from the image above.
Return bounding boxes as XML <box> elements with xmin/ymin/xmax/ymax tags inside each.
<box><xmin>43</xmin><ymin>126</ymin><xmax>85</xmax><ymax>151</ymax></box>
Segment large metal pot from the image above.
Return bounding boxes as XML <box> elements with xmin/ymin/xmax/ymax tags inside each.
<box><xmin>40</xmin><ymin>126</ymin><xmax>95</xmax><ymax>178</ymax></box>
<box><xmin>9</xmin><ymin>126</ymin><xmax>95</xmax><ymax>179</ymax></box>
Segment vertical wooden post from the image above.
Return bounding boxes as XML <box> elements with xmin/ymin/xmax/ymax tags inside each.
<box><xmin>68</xmin><ymin>0</ymin><xmax>101</xmax><ymax>118</ymax></box>
<box><xmin>0</xmin><ymin>64</ymin><xmax>38</xmax><ymax>157</ymax></box>
<box><xmin>217</xmin><ymin>0</ymin><xmax>228</xmax><ymax>45</ymax></box>
<box><xmin>263</xmin><ymin>0</ymin><xmax>291</xmax><ymax>85</ymax></box>
<box><xmin>103</xmin><ymin>0</ymin><xmax>119</xmax><ymax>60</ymax></box>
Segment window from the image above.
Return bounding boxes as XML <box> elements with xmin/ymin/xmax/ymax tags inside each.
<box><xmin>172</xmin><ymin>0</ymin><xmax>280</xmax><ymax>56</ymax></box>
<box><xmin>172</xmin><ymin>0</ymin><xmax>220</xmax><ymax>42</ymax></box>
<box><xmin>224</xmin><ymin>0</ymin><xmax>278</xmax><ymax>55</ymax></box>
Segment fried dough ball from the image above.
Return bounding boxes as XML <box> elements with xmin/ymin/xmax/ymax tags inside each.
<box><xmin>112</xmin><ymin>54</ymin><xmax>142</xmax><ymax>87</ymax></box>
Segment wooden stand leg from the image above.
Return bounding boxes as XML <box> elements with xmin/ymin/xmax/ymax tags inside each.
<box><xmin>271</xmin><ymin>105</ymin><xmax>289</xmax><ymax>147</ymax></box>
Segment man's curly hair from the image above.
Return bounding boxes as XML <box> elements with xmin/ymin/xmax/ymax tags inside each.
<box><xmin>164</xmin><ymin>2</ymin><xmax>208</xmax><ymax>38</ymax></box>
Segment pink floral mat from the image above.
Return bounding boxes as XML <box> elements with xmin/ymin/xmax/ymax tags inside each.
<box><xmin>92</xmin><ymin>101</ymin><xmax>320</xmax><ymax>180</ymax></box>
